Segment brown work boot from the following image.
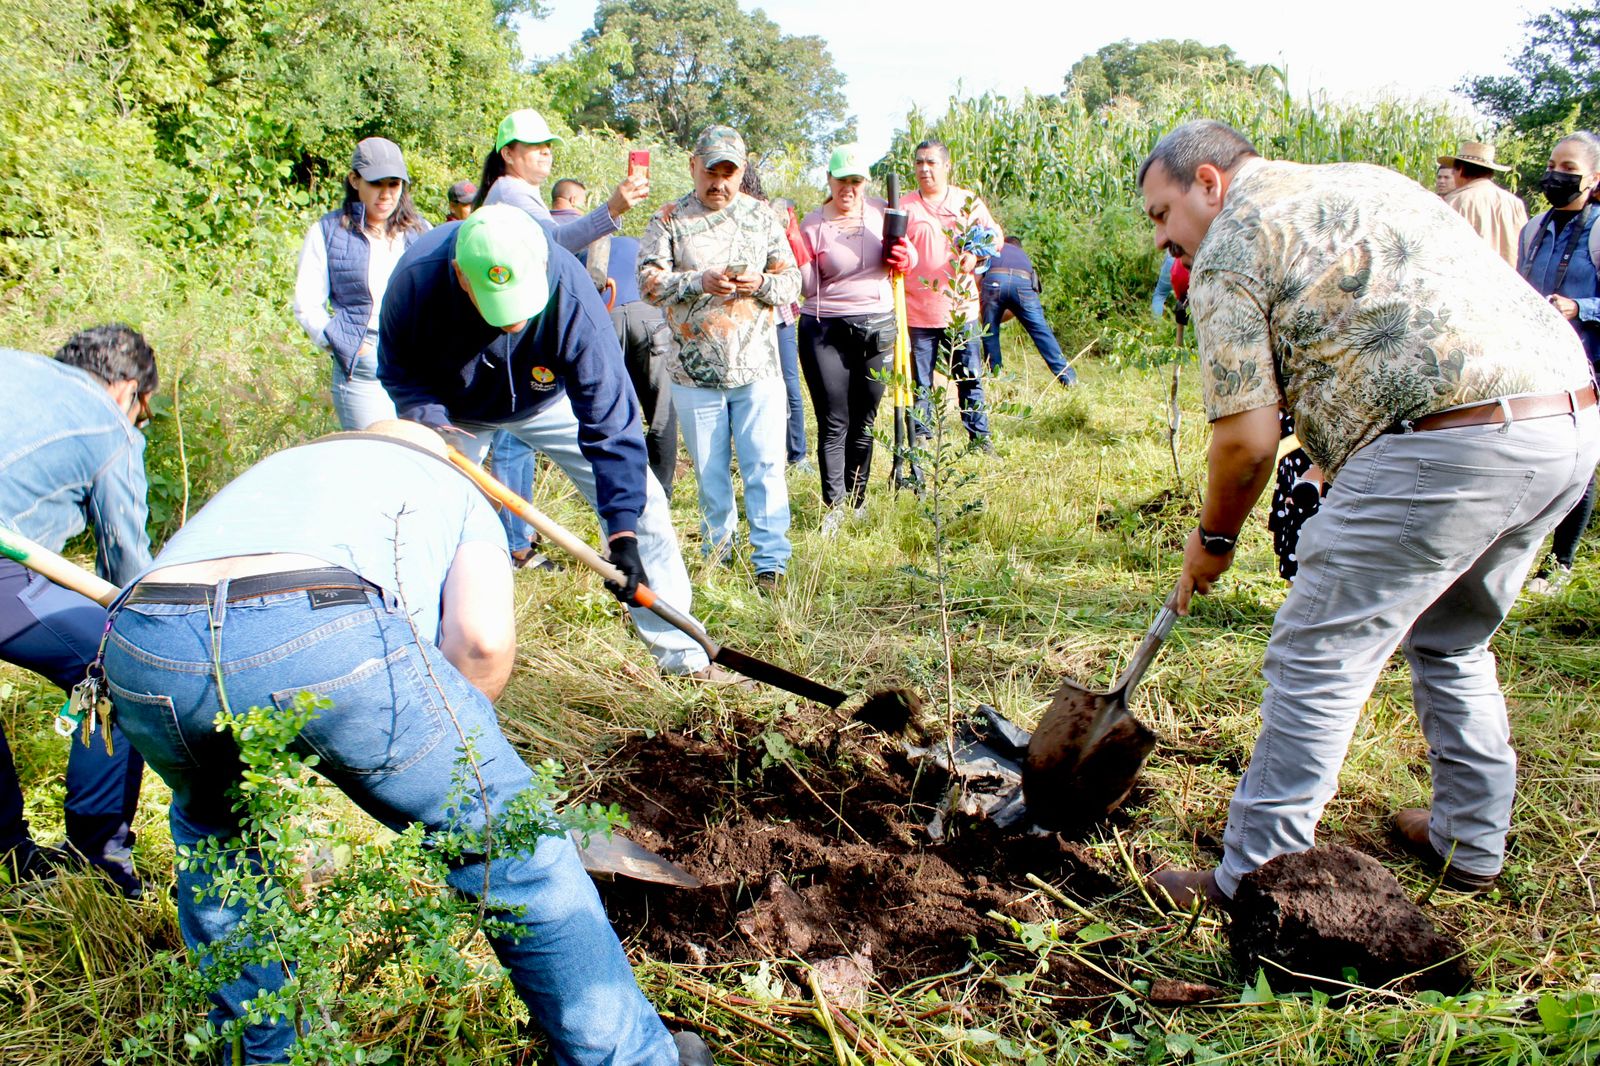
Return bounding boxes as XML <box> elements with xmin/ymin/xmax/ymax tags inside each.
<box><xmin>1146</xmin><ymin>867</ymin><xmax>1228</xmax><ymax>911</ymax></box>
<box><xmin>1390</xmin><ymin>808</ymin><xmax>1499</xmax><ymax>893</ymax></box>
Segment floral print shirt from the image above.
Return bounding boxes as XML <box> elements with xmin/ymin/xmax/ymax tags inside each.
<box><xmin>638</xmin><ymin>191</ymin><xmax>801</xmax><ymax>388</ymax></box>
<box><xmin>1191</xmin><ymin>158</ymin><xmax>1591</xmax><ymax>477</ymax></box>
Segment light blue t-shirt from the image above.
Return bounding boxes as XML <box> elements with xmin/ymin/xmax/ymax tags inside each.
<box><xmin>146</xmin><ymin>439</ymin><xmax>506</xmax><ymax>641</ymax></box>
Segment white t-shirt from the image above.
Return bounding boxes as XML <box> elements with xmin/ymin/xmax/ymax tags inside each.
<box><xmin>145</xmin><ymin>439</ymin><xmax>507</xmax><ymax>642</ymax></box>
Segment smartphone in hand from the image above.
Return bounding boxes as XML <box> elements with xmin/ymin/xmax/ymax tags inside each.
<box><xmin>628</xmin><ymin>150</ymin><xmax>650</xmax><ymax>180</ymax></box>
<box><xmin>726</xmin><ymin>262</ymin><xmax>748</xmax><ymax>277</ymax></box>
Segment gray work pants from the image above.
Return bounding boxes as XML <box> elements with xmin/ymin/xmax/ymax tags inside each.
<box><xmin>1216</xmin><ymin>405</ymin><xmax>1600</xmax><ymax>894</ymax></box>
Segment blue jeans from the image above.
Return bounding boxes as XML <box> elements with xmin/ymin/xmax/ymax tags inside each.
<box><xmin>980</xmin><ymin>273</ymin><xmax>1075</xmax><ymax>385</ymax></box>
<box><xmin>1214</xmin><ymin>408</ymin><xmax>1600</xmax><ymax>895</ymax></box>
<box><xmin>776</xmin><ymin>322</ymin><xmax>808</xmax><ymax>463</ymax></box>
<box><xmin>103</xmin><ymin>587</ymin><xmax>675</xmax><ymax>1066</ymax></box>
<box><xmin>908</xmin><ymin>326</ymin><xmax>989</xmax><ymax>440</ymax></box>
<box><xmin>671</xmin><ymin>377</ymin><xmax>792</xmax><ymax>575</ymax></box>
<box><xmin>491</xmin><ymin>430</ymin><xmax>538</xmax><ymax>552</ymax></box>
<box><xmin>458</xmin><ymin>396</ymin><xmax>710</xmax><ymax>673</ymax></box>
<box><xmin>330</xmin><ymin>334</ymin><xmax>396</xmax><ymax>431</ymax></box>
<box><xmin>0</xmin><ymin>560</ymin><xmax>142</xmax><ymax>875</ymax></box>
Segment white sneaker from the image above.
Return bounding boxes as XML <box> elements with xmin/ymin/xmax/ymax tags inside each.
<box><xmin>1526</xmin><ymin>564</ymin><xmax>1573</xmax><ymax>595</ymax></box>
<box><xmin>819</xmin><ymin>508</ymin><xmax>846</xmax><ymax>537</ymax></box>
<box><xmin>853</xmin><ymin>504</ymin><xmax>869</xmax><ymax>522</ymax></box>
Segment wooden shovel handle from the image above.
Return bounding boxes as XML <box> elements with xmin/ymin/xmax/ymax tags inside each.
<box><xmin>0</xmin><ymin>525</ymin><xmax>119</xmax><ymax>607</ymax></box>
<box><xmin>444</xmin><ymin>447</ymin><xmax>716</xmax><ymax>658</ymax></box>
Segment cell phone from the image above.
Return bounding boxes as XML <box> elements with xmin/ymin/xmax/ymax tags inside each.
<box><xmin>628</xmin><ymin>150</ymin><xmax>650</xmax><ymax>180</ymax></box>
<box><xmin>726</xmin><ymin>262</ymin><xmax>748</xmax><ymax>277</ymax></box>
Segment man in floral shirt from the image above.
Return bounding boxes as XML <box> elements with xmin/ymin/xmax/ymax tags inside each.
<box><xmin>639</xmin><ymin>126</ymin><xmax>801</xmax><ymax>589</ymax></box>
<box><xmin>1137</xmin><ymin>120</ymin><xmax>1599</xmax><ymax>907</ymax></box>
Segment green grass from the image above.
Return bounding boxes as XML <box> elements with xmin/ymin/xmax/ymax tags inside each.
<box><xmin>2</xmin><ymin>324</ymin><xmax>1597</xmax><ymax>1064</ymax></box>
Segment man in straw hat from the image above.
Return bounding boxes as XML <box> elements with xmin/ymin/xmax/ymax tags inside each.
<box><xmin>1441</xmin><ymin>140</ymin><xmax>1529</xmax><ymax>269</ymax></box>
<box><xmin>99</xmin><ymin>418</ymin><xmax>712</xmax><ymax>1064</ymax></box>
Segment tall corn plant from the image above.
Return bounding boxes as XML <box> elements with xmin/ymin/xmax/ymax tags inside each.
<box><xmin>879</xmin><ymin>75</ymin><xmax>1479</xmax><ymax>214</ymax></box>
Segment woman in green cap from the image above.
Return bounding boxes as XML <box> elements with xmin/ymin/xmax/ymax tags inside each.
<box><xmin>472</xmin><ymin>108</ymin><xmax>649</xmax><ymax>255</ymax></box>
<box><xmin>796</xmin><ymin>144</ymin><xmax>916</xmax><ymax>532</ymax></box>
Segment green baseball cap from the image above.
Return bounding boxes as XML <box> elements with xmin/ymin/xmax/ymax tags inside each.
<box><xmin>827</xmin><ymin>144</ymin><xmax>870</xmax><ymax>180</ymax></box>
<box><xmin>494</xmin><ymin>109</ymin><xmax>563</xmax><ymax>152</ymax></box>
<box><xmin>453</xmin><ymin>205</ymin><xmax>550</xmax><ymax>327</ymax></box>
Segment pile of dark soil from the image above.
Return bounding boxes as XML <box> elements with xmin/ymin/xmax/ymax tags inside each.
<box><xmin>1229</xmin><ymin>846</ymin><xmax>1473</xmax><ymax>995</ymax></box>
<box><xmin>590</xmin><ymin>728</ymin><xmax>1120</xmax><ymax>988</ymax></box>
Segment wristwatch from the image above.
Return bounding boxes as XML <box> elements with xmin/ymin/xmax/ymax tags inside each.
<box><xmin>1196</xmin><ymin>524</ymin><xmax>1238</xmax><ymax>556</ymax></box>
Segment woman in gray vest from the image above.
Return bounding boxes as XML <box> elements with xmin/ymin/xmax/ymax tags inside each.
<box><xmin>293</xmin><ymin>137</ymin><xmax>431</xmax><ymax>430</ymax></box>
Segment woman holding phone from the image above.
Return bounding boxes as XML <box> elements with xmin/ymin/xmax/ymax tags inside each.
<box><xmin>470</xmin><ymin>109</ymin><xmax>653</xmax><ymax>565</ymax></box>
<box><xmin>797</xmin><ymin>145</ymin><xmax>915</xmax><ymax>532</ymax></box>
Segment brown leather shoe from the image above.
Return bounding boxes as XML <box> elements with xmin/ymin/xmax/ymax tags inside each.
<box><xmin>1390</xmin><ymin>808</ymin><xmax>1499</xmax><ymax>892</ymax></box>
<box><xmin>1147</xmin><ymin>867</ymin><xmax>1228</xmax><ymax>910</ymax></box>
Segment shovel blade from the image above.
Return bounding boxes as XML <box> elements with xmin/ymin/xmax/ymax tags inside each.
<box><xmin>1022</xmin><ymin>678</ymin><xmax>1158</xmax><ymax>834</ymax></box>
<box><xmin>572</xmin><ymin>831</ymin><xmax>703</xmax><ymax>889</ymax></box>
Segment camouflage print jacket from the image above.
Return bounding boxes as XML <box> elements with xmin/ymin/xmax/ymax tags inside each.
<box><xmin>638</xmin><ymin>192</ymin><xmax>801</xmax><ymax>388</ymax></box>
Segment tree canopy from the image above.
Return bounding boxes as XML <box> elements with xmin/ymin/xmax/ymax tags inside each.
<box><xmin>1463</xmin><ymin>1</ymin><xmax>1600</xmax><ymax>137</ymax></box>
<box><xmin>575</xmin><ymin>0</ymin><xmax>851</xmax><ymax>162</ymax></box>
<box><xmin>1064</xmin><ymin>39</ymin><xmax>1278</xmax><ymax>112</ymax></box>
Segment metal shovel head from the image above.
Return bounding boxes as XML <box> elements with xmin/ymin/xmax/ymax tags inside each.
<box><xmin>572</xmin><ymin>831</ymin><xmax>703</xmax><ymax>889</ymax></box>
<box><xmin>1022</xmin><ymin>678</ymin><xmax>1158</xmax><ymax>834</ymax></box>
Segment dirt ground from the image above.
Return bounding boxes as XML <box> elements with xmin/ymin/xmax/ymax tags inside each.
<box><xmin>590</xmin><ymin>725</ymin><xmax>1122</xmax><ymax>990</ymax></box>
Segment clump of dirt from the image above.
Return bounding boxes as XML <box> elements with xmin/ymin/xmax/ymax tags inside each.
<box><xmin>1228</xmin><ymin>846</ymin><xmax>1473</xmax><ymax>995</ymax></box>
<box><xmin>591</xmin><ymin>728</ymin><xmax>1120</xmax><ymax>989</ymax></box>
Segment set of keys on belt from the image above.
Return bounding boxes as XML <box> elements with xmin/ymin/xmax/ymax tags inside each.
<box><xmin>55</xmin><ymin>674</ymin><xmax>114</xmax><ymax>754</ymax></box>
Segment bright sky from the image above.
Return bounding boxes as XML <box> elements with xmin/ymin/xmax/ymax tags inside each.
<box><xmin>519</xmin><ymin>0</ymin><xmax>1549</xmax><ymax>160</ymax></box>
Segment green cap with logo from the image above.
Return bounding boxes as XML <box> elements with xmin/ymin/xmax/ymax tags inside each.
<box><xmin>827</xmin><ymin>144</ymin><xmax>871</xmax><ymax>180</ymax></box>
<box><xmin>494</xmin><ymin>109</ymin><xmax>563</xmax><ymax>152</ymax></box>
<box><xmin>453</xmin><ymin>204</ymin><xmax>550</xmax><ymax>327</ymax></box>
<box><xmin>693</xmin><ymin>125</ymin><xmax>747</xmax><ymax>167</ymax></box>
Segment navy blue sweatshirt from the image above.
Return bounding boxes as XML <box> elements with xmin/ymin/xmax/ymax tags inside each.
<box><xmin>378</xmin><ymin>221</ymin><xmax>648</xmax><ymax>534</ymax></box>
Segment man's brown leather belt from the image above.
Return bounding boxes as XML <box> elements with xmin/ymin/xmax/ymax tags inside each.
<box><xmin>1389</xmin><ymin>384</ymin><xmax>1597</xmax><ymax>434</ymax></box>
<box><xmin>987</xmin><ymin>267</ymin><xmax>1034</xmax><ymax>280</ymax></box>
<box><xmin>126</xmin><ymin>567</ymin><xmax>378</xmax><ymax>605</ymax></box>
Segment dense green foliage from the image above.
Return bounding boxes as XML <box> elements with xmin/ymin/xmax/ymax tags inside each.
<box><xmin>1065</xmin><ymin>39</ymin><xmax>1278</xmax><ymax>113</ymax></box>
<box><xmin>575</xmin><ymin>0</ymin><xmax>852</xmax><ymax>161</ymax></box>
<box><xmin>1463</xmin><ymin>0</ymin><xmax>1600</xmax><ymax>191</ymax></box>
<box><xmin>877</xmin><ymin>74</ymin><xmax>1472</xmax><ymax>348</ymax></box>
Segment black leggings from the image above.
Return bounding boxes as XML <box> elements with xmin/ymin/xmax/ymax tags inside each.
<box><xmin>798</xmin><ymin>313</ymin><xmax>893</xmax><ymax>508</ymax></box>
<box><xmin>1551</xmin><ymin>469</ymin><xmax>1597</xmax><ymax>567</ymax></box>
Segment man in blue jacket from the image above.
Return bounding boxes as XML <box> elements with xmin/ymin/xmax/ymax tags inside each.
<box><xmin>979</xmin><ymin>236</ymin><xmax>1075</xmax><ymax>385</ymax></box>
<box><xmin>0</xmin><ymin>325</ymin><xmax>156</xmax><ymax>895</ymax></box>
<box><xmin>379</xmin><ymin>204</ymin><xmax>720</xmax><ymax>679</ymax></box>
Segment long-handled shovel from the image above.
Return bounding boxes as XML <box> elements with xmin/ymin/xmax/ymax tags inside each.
<box><xmin>884</xmin><ymin>174</ymin><xmax>922</xmax><ymax>492</ymax></box>
<box><xmin>445</xmin><ymin>448</ymin><xmax>915</xmax><ymax>727</ymax></box>
<box><xmin>1021</xmin><ymin>583</ymin><xmax>1180</xmax><ymax>833</ymax></box>
<box><xmin>0</xmin><ymin>523</ymin><xmax>705</xmax><ymax>889</ymax></box>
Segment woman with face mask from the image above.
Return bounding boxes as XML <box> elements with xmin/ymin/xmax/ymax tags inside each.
<box><xmin>1517</xmin><ymin>130</ymin><xmax>1600</xmax><ymax>592</ymax></box>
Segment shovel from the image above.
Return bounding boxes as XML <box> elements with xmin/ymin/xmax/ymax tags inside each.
<box><xmin>0</xmin><ymin>524</ymin><xmax>704</xmax><ymax>889</ymax></box>
<box><xmin>1021</xmin><ymin>584</ymin><xmax>1179</xmax><ymax>833</ymax></box>
<box><xmin>445</xmin><ymin>448</ymin><xmax>916</xmax><ymax>726</ymax></box>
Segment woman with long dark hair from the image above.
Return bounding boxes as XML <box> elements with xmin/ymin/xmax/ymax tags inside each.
<box><xmin>1518</xmin><ymin>130</ymin><xmax>1600</xmax><ymax>592</ymax></box>
<box><xmin>293</xmin><ymin>137</ymin><xmax>430</xmax><ymax>429</ymax></box>
<box><xmin>797</xmin><ymin>145</ymin><xmax>915</xmax><ymax>532</ymax></box>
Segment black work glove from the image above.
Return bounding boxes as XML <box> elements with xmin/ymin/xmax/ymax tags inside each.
<box><xmin>604</xmin><ymin>535</ymin><xmax>646</xmax><ymax>603</ymax></box>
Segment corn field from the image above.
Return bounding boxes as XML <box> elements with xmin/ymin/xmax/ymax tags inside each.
<box><xmin>879</xmin><ymin>74</ymin><xmax>1480</xmax><ymax>213</ymax></box>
